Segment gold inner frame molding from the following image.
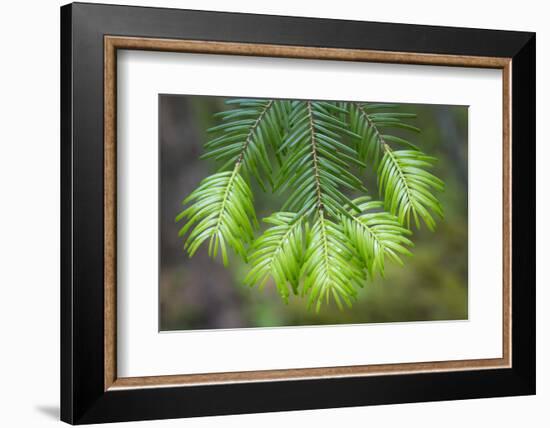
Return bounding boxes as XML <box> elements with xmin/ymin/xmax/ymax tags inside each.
<box><xmin>104</xmin><ymin>35</ymin><xmax>512</xmax><ymax>391</ymax></box>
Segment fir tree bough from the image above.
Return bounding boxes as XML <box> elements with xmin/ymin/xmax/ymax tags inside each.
<box><xmin>176</xmin><ymin>98</ymin><xmax>444</xmax><ymax>311</ymax></box>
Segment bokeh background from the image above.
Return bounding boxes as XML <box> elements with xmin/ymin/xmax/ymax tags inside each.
<box><xmin>159</xmin><ymin>94</ymin><xmax>468</xmax><ymax>331</ymax></box>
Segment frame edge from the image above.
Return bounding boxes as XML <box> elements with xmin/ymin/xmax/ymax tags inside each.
<box><xmin>510</xmin><ymin>32</ymin><xmax>536</xmax><ymax>394</ymax></box>
<box><xmin>60</xmin><ymin>2</ymin><xmax>74</xmax><ymax>425</ymax></box>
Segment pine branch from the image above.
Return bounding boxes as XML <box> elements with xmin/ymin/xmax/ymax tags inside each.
<box><xmin>176</xmin><ymin>166</ymin><xmax>257</xmax><ymax>265</ymax></box>
<box><xmin>276</xmin><ymin>101</ymin><xmax>366</xmax><ymax>218</ymax></box>
<box><xmin>348</xmin><ymin>102</ymin><xmax>444</xmax><ymax>230</ymax></box>
<box><xmin>378</xmin><ymin>149</ymin><xmax>444</xmax><ymax>230</ymax></box>
<box><xmin>203</xmin><ymin>99</ymin><xmax>290</xmax><ymax>189</ymax></box>
<box><xmin>265</xmin><ymin>101</ymin><xmax>373</xmax><ymax>310</ymax></box>
<box><xmin>177</xmin><ymin>99</ymin><xmax>290</xmax><ymax>263</ymax></box>
<box><xmin>301</xmin><ymin>212</ymin><xmax>365</xmax><ymax>312</ymax></box>
<box><xmin>341</xmin><ymin>197</ymin><xmax>413</xmax><ymax>278</ymax></box>
<box><xmin>245</xmin><ymin>212</ymin><xmax>305</xmax><ymax>301</ymax></box>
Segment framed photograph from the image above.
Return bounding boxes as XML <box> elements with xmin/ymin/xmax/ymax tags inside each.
<box><xmin>60</xmin><ymin>2</ymin><xmax>535</xmax><ymax>424</ymax></box>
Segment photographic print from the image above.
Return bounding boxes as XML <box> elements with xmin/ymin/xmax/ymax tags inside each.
<box><xmin>159</xmin><ymin>95</ymin><xmax>468</xmax><ymax>331</ymax></box>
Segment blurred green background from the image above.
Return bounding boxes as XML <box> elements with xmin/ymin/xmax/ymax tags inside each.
<box><xmin>159</xmin><ymin>95</ymin><xmax>468</xmax><ymax>331</ymax></box>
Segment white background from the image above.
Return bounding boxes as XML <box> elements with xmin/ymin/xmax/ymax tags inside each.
<box><xmin>118</xmin><ymin>51</ymin><xmax>503</xmax><ymax>377</ymax></box>
<box><xmin>0</xmin><ymin>0</ymin><xmax>546</xmax><ymax>427</ymax></box>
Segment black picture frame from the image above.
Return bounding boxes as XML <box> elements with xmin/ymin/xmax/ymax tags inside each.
<box><xmin>61</xmin><ymin>2</ymin><xmax>535</xmax><ymax>424</ymax></box>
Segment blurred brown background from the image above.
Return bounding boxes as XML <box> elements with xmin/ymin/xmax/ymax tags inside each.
<box><xmin>159</xmin><ymin>94</ymin><xmax>468</xmax><ymax>331</ymax></box>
